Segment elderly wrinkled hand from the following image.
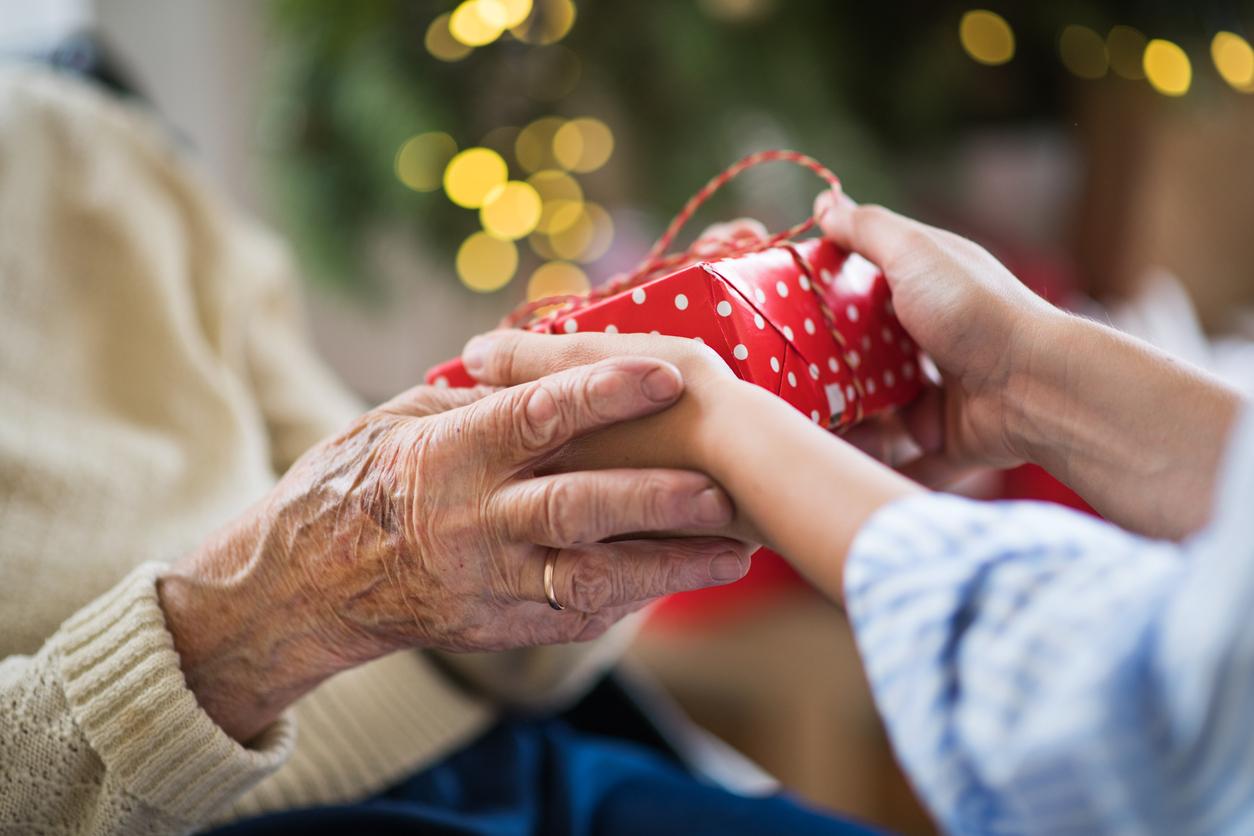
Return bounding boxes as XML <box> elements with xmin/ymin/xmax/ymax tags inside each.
<box><xmin>158</xmin><ymin>356</ymin><xmax>751</xmax><ymax>742</ymax></box>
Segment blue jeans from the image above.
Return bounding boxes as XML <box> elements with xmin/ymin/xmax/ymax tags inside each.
<box><xmin>210</xmin><ymin>718</ymin><xmax>879</xmax><ymax>835</ymax></box>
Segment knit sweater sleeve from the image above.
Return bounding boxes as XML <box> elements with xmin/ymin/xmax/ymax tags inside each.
<box><xmin>0</xmin><ymin>562</ymin><xmax>294</xmax><ymax>835</ymax></box>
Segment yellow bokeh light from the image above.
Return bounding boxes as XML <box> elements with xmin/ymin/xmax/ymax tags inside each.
<box><xmin>457</xmin><ymin>232</ymin><xmax>518</xmax><ymax>292</ymax></box>
<box><xmin>528</xmin><ymin>170</ymin><xmax>584</xmax><ymax>233</ymax></box>
<box><xmin>450</xmin><ymin>0</ymin><xmax>508</xmax><ymax>47</ymax></box>
<box><xmin>959</xmin><ymin>10</ymin><xmax>1015</xmax><ymax>66</ymax></box>
<box><xmin>1144</xmin><ymin>39</ymin><xmax>1192</xmax><ymax>97</ymax></box>
<box><xmin>515</xmin><ymin>116</ymin><xmax>566</xmax><ymax>172</ymax></box>
<box><xmin>1060</xmin><ymin>25</ymin><xmax>1108</xmax><ymax>79</ymax></box>
<box><xmin>547</xmin><ymin>202</ymin><xmax>614</xmax><ymax>263</ymax></box>
<box><xmin>1107</xmin><ymin>25</ymin><xmax>1147</xmax><ymax>79</ymax></box>
<box><xmin>426</xmin><ymin>13</ymin><xmax>473</xmax><ymax>61</ymax></box>
<box><xmin>443</xmin><ymin>147</ymin><xmax>508</xmax><ymax>209</ymax></box>
<box><xmin>480</xmin><ymin>181</ymin><xmax>543</xmax><ymax>240</ymax></box>
<box><xmin>553</xmin><ymin>117</ymin><xmax>614</xmax><ymax>173</ymax></box>
<box><xmin>500</xmin><ymin>0</ymin><xmax>533</xmax><ymax>27</ymax></box>
<box><xmin>395</xmin><ymin>132</ymin><xmax>457</xmax><ymax>192</ymax></box>
<box><xmin>527</xmin><ymin>261</ymin><xmax>590</xmax><ymax>301</ymax></box>
<box><xmin>1212</xmin><ymin>32</ymin><xmax>1254</xmax><ymax>92</ymax></box>
<box><xmin>511</xmin><ymin>0</ymin><xmax>576</xmax><ymax>45</ymax></box>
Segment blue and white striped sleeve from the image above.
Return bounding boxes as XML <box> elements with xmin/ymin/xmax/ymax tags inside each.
<box><xmin>844</xmin><ymin>410</ymin><xmax>1254</xmax><ymax>835</ymax></box>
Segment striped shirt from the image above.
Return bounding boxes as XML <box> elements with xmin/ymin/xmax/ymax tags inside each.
<box><xmin>845</xmin><ymin>410</ymin><xmax>1254</xmax><ymax>835</ymax></box>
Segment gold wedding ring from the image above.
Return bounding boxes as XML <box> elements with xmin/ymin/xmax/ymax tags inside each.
<box><xmin>543</xmin><ymin>550</ymin><xmax>565</xmax><ymax>611</ymax></box>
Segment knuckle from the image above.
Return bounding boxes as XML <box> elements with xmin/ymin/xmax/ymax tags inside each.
<box><xmin>567</xmin><ymin>557</ymin><xmax>615</xmax><ymax>612</ymax></box>
<box><xmin>540</xmin><ymin>478</ymin><xmax>588</xmax><ymax>544</ymax></box>
<box><xmin>515</xmin><ymin>381</ymin><xmax>563</xmax><ymax>453</ymax></box>
<box><xmin>492</xmin><ymin>334</ymin><xmax>519</xmax><ymax>381</ymax></box>
<box><xmin>636</xmin><ymin>472</ymin><xmax>682</xmax><ymax>528</ymax></box>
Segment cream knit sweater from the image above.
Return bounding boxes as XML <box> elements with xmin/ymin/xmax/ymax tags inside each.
<box><xmin>0</xmin><ymin>67</ymin><xmax>628</xmax><ymax>834</ymax></box>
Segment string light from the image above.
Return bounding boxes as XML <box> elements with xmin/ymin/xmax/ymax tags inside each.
<box><xmin>527</xmin><ymin>261</ymin><xmax>589</xmax><ymax>300</ymax></box>
<box><xmin>528</xmin><ymin>170</ymin><xmax>584</xmax><ymax>233</ymax></box>
<box><xmin>425</xmin><ymin>13</ymin><xmax>472</xmax><ymax>61</ymax></box>
<box><xmin>1212</xmin><ymin>31</ymin><xmax>1254</xmax><ymax>92</ymax></box>
<box><xmin>515</xmin><ymin>116</ymin><xmax>567</xmax><ymax>172</ymax></box>
<box><xmin>553</xmin><ymin>117</ymin><xmax>614</xmax><ymax>173</ymax></box>
<box><xmin>457</xmin><ymin>232</ymin><xmax>518</xmax><ymax>292</ymax></box>
<box><xmin>395</xmin><ymin>132</ymin><xmax>457</xmax><ymax>192</ymax></box>
<box><xmin>480</xmin><ymin>181</ymin><xmax>543</xmax><ymax>240</ymax></box>
<box><xmin>449</xmin><ymin>0</ymin><xmax>509</xmax><ymax>47</ymax></box>
<box><xmin>443</xmin><ymin>147</ymin><xmax>508</xmax><ymax>208</ymax></box>
<box><xmin>1059</xmin><ymin>24</ymin><xmax>1108</xmax><ymax>79</ymax></box>
<box><xmin>510</xmin><ymin>0</ymin><xmax>577</xmax><ymax>45</ymax></box>
<box><xmin>959</xmin><ymin>10</ymin><xmax>1015</xmax><ymax>66</ymax></box>
<box><xmin>1143</xmin><ymin>38</ymin><xmax>1192</xmax><ymax>96</ymax></box>
<box><xmin>500</xmin><ymin>0</ymin><xmax>534</xmax><ymax>27</ymax></box>
<box><xmin>547</xmin><ymin>202</ymin><xmax>613</xmax><ymax>262</ymax></box>
<box><xmin>1107</xmin><ymin>25</ymin><xmax>1147</xmax><ymax>79</ymax></box>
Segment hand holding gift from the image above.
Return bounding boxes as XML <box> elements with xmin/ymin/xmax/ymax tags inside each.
<box><xmin>429</xmin><ymin>151</ymin><xmax>924</xmax><ymax>434</ymax></box>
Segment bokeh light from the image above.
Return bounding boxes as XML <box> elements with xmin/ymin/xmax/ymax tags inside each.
<box><xmin>395</xmin><ymin>132</ymin><xmax>457</xmax><ymax>192</ymax></box>
<box><xmin>515</xmin><ymin>116</ymin><xmax>567</xmax><ymax>172</ymax></box>
<box><xmin>1212</xmin><ymin>32</ymin><xmax>1254</xmax><ymax>93</ymax></box>
<box><xmin>959</xmin><ymin>10</ymin><xmax>1015</xmax><ymax>66</ymax></box>
<box><xmin>553</xmin><ymin>117</ymin><xmax>615</xmax><ymax>173</ymax></box>
<box><xmin>528</xmin><ymin>170</ymin><xmax>584</xmax><ymax>233</ymax></box>
<box><xmin>480</xmin><ymin>181</ymin><xmax>543</xmax><ymax>240</ymax></box>
<box><xmin>450</xmin><ymin>0</ymin><xmax>509</xmax><ymax>47</ymax></box>
<box><xmin>1106</xmin><ymin>25</ymin><xmax>1147</xmax><ymax>79</ymax></box>
<box><xmin>1144</xmin><ymin>38</ymin><xmax>1192</xmax><ymax>97</ymax></box>
<box><xmin>697</xmin><ymin>0</ymin><xmax>776</xmax><ymax>24</ymax></box>
<box><xmin>500</xmin><ymin>0</ymin><xmax>534</xmax><ymax>27</ymax></box>
<box><xmin>511</xmin><ymin>0</ymin><xmax>577</xmax><ymax>45</ymax></box>
<box><xmin>527</xmin><ymin>261</ymin><xmax>590</xmax><ymax>301</ymax></box>
<box><xmin>457</xmin><ymin>232</ymin><xmax>518</xmax><ymax>292</ymax></box>
<box><xmin>425</xmin><ymin>13</ymin><xmax>473</xmax><ymax>62</ymax></box>
<box><xmin>1059</xmin><ymin>25</ymin><xmax>1108</xmax><ymax>80</ymax></box>
<box><xmin>547</xmin><ymin>202</ymin><xmax>614</xmax><ymax>262</ymax></box>
<box><xmin>443</xmin><ymin>147</ymin><xmax>508</xmax><ymax>208</ymax></box>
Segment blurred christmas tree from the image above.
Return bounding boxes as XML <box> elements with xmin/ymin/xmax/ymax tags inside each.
<box><xmin>260</xmin><ymin>0</ymin><xmax>1252</xmax><ymax>298</ymax></box>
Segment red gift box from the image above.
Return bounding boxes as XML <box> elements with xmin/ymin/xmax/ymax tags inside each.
<box><xmin>427</xmin><ymin>237</ymin><xmax>921</xmax><ymax>429</ymax></box>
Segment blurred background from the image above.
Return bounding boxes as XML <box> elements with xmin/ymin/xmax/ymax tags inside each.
<box><xmin>5</xmin><ymin>0</ymin><xmax>1253</xmax><ymax>831</ymax></box>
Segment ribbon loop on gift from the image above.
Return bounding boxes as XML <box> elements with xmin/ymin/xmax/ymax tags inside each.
<box><xmin>428</xmin><ymin>149</ymin><xmax>922</xmax><ymax>434</ymax></box>
<box><xmin>503</xmin><ymin>149</ymin><xmax>841</xmax><ymax>329</ymax></box>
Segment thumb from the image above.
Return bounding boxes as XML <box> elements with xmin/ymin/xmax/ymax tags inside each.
<box><xmin>814</xmin><ymin>188</ymin><xmax>933</xmax><ymax>278</ymax></box>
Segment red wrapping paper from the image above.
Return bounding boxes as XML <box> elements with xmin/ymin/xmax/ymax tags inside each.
<box><xmin>427</xmin><ymin>237</ymin><xmax>921</xmax><ymax>429</ymax></box>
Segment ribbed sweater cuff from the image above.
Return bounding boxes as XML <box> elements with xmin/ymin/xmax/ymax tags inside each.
<box><xmin>54</xmin><ymin>561</ymin><xmax>296</xmax><ymax>824</ymax></box>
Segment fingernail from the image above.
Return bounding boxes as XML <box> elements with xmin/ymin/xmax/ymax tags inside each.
<box><xmin>709</xmin><ymin>552</ymin><xmax>748</xmax><ymax>583</ymax></box>
<box><xmin>694</xmin><ymin>486</ymin><xmax>732</xmax><ymax>526</ymax></box>
<box><xmin>463</xmin><ymin>335</ymin><xmax>494</xmax><ymax>376</ymax></box>
<box><xmin>640</xmin><ymin>365</ymin><xmax>682</xmax><ymax>403</ymax></box>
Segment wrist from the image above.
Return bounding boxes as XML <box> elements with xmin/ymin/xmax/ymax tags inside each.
<box><xmin>157</xmin><ymin>507</ymin><xmax>362</xmax><ymax>742</ymax></box>
<box><xmin>999</xmin><ymin>304</ymin><xmax>1079</xmax><ymax>466</ymax></box>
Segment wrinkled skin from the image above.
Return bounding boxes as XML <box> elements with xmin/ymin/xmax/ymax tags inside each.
<box><xmin>160</xmin><ymin>357</ymin><xmax>752</xmax><ymax>742</ymax></box>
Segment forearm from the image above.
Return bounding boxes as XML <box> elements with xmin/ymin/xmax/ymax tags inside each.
<box><xmin>695</xmin><ymin>381</ymin><xmax>920</xmax><ymax>601</ymax></box>
<box><xmin>157</xmin><ymin>506</ymin><xmax>368</xmax><ymax>744</ymax></box>
<box><xmin>1010</xmin><ymin>310</ymin><xmax>1245</xmax><ymax>539</ymax></box>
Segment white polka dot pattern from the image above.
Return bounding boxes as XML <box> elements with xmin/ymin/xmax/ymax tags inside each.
<box><xmin>425</xmin><ymin>238</ymin><xmax>923</xmax><ymax>433</ymax></box>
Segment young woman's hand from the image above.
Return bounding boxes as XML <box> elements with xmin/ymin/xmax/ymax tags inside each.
<box><xmin>815</xmin><ymin>188</ymin><xmax>1244</xmax><ymax>538</ymax></box>
<box><xmin>815</xmin><ymin>189</ymin><xmax>1058</xmax><ymax>487</ymax></box>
